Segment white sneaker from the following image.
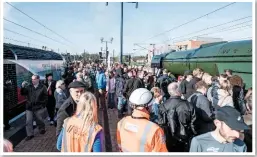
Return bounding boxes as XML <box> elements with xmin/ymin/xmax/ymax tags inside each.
<box><xmin>50</xmin><ymin>121</ymin><xmax>54</xmax><ymax>125</ymax></box>
<box><xmin>33</xmin><ymin>121</ymin><xmax>37</xmax><ymax>126</ymax></box>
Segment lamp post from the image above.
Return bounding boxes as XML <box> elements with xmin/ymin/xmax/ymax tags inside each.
<box><xmin>150</xmin><ymin>43</ymin><xmax>156</xmax><ymax>74</ymax></box>
<box><xmin>106</xmin><ymin>2</ymin><xmax>138</xmax><ymax>63</ymax></box>
<box><xmin>100</xmin><ymin>37</ymin><xmax>113</xmax><ymax>65</ymax></box>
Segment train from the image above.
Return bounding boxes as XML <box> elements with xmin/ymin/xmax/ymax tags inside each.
<box><xmin>151</xmin><ymin>39</ymin><xmax>252</xmax><ymax>89</ymax></box>
<box><xmin>4</xmin><ymin>43</ymin><xmax>65</xmax><ymax>119</ymax></box>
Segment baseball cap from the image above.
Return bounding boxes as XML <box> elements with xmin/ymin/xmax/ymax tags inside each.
<box><xmin>215</xmin><ymin>106</ymin><xmax>249</xmax><ymax>130</ymax></box>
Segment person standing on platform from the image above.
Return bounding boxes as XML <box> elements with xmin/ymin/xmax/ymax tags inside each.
<box><xmin>117</xmin><ymin>88</ymin><xmax>168</xmax><ymax>152</ymax></box>
<box><xmin>21</xmin><ymin>75</ymin><xmax>48</xmax><ymax>141</ymax></box>
<box><xmin>96</xmin><ymin>66</ymin><xmax>107</xmax><ymax>110</ymax></box>
<box><xmin>106</xmin><ymin>71</ymin><xmax>116</xmax><ymax>109</ymax></box>
<box><xmin>57</xmin><ymin>92</ymin><xmax>103</xmax><ymax>152</ymax></box>
<box><xmin>44</xmin><ymin>73</ymin><xmax>56</xmax><ymax>125</ymax></box>
<box><xmin>54</xmin><ymin>80</ymin><xmax>68</xmax><ymax>126</ymax></box>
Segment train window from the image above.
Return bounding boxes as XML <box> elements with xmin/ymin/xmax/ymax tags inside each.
<box><xmin>4</xmin><ymin>49</ymin><xmax>15</xmax><ymax>59</ymax></box>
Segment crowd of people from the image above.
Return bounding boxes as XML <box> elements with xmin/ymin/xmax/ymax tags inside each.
<box><xmin>4</xmin><ymin>61</ymin><xmax>253</xmax><ymax>153</ymax></box>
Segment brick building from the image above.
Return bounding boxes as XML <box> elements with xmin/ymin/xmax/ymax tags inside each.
<box><xmin>174</xmin><ymin>37</ymin><xmax>223</xmax><ymax>51</ymax></box>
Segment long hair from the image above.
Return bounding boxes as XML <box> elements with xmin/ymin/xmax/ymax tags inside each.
<box><xmin>220</xmin><ymin>80</ymin><xmax>232</xmax><ymax>96</ymax></box>
<box><xmin>229</xmin><ymin>75</ymin><xmax>243</xmax><ymax>88</ymax></box>
<box><xmin>75</xmin><ymin>92</ymin><xmax>98</xmax><ymax>130</ymax></box>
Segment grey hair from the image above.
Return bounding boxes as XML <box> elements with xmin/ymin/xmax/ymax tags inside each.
<box><xmin>76</xmin><ymin>72</ymin><xmax>83</xmax><ymax>79</ymax></box>
<box><xmin>168</xmin><ymin>82</ymin><xmax>181</xmax><ymax>96</ymax></box>
<box><xmin>56</xmin><ymin>80</ymin><xmax>65</xmax><ymax>89</ymax></box>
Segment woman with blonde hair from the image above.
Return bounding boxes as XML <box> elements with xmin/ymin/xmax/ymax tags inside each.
<box><xmin>56</xmin><ymin>92</ymin><xmax>103</xmax><ymax>152</ymax></box>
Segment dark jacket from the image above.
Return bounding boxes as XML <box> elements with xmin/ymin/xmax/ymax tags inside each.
<box><xmin>185</xmin><ymin>77</ymin><xmax>201</xmax><ymax>99</ymax></box>
<box><xmin>123</xmin><ymin>73</ymin><xmax>129</xmax><ymax>80</ymax></box>
<box><xmin>4</xmin><ymin>82</ymin><xmax>11</xmax><ymax>107</ymax></box>
<box><xmin>123</xmin><ymin>77</ymin><xmax>144</xmax><ymax>99</ymax></box>
<box><xmin>44</xmin><ymin>80</ymin><xmax>56</xmax><ymax>106</ymax></box>
<box><xmin>156</xmin><ymin>74</ymin><xmax>174</xmax><ymax>100</ymax></box>
<box><xmin>187</xmin><ymin>92</ymin><xmax>215</xmax><ymax>134</ymax></box>
<box><xmin>21</xmin><ymin>83</ymin><xmax>48</xmax><ymax>111</ymax></box>
<box><xmin>179</xmin><ymin>80</ymin><xmax>189</xmax><ymax>95</ymax></box>
<box><xmin>232</xmin><ymin>86</ymin><xmax>247</xmax><ymax>115</ymax></box>
<box><xmin>56</xmin><ymin>96</ymin><xmax>77</xmax><ymax>136</ymax></box>
<box><xmin>158</xmin><ymin>96</ymin><xmax>197</xmax><ymax>142</ymax></box>
<box><xmin>115</xmin><ymin>77</ymin><xmax>126</xmax><ymax>97</ymax></box>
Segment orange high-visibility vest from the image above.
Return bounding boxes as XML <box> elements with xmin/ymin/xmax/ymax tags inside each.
<box><xmin>117</xmin><ymin>112</ymin><xmax>168</xmax><ymax>152</ymax></box>
<box><xmin>61</xmin><ymin>117</ymin><xmax>102</xmax><ymax>152</ymax></box>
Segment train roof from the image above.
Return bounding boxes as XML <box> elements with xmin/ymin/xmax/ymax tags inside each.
<box><xmin>4</xmin><ymin>43</ymin><xmax>63</xmax><ymax>60</ymax></box>
<box><xmin>164</xmin><ymin>39</ymin><xmax>252</xmax><ymax>60</ymax></box>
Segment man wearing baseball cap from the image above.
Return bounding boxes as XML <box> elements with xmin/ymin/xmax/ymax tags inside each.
<box><xmin>190</xmin><ymin>106</ymin><xmax>248</xmax><ymax>152</ymax></box>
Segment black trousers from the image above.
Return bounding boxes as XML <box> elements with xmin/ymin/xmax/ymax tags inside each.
<box><xmin>166</xmin><ymin>139</ymin><xmax>189</xmax><ymax>152</ymax></box>
<box><xmin>46</xmin><ymin>97</ymin><xmax>55</xmax><ymax>121</ymax></box>
<box><xmin>4</xmin><ymin>104</ymin><xmax>10</xmax><ymax>129</ymax></box>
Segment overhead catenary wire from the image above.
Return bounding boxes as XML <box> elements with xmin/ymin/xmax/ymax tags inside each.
<box><xmin>134</xmin><ymin>20</ymin><xmax>251</xmax><ymax>51</ymax></box>
<box><xmin>4</xmin><ymin>28</ymin><xmax>49</xmax><ymax>45</ymax></box>
<box><xmin>4</xmin><ymin>36</ymin><xmax>42</xmax><ymax>48</ymax></box>
<box><xmin>169</xmin><ymin>20</ymin><xmax>252</xmax><ymax>43</ymax></box>
<box><xmin>4</xmin><ymin>18</ymin><xmax>70</xmax><ymax>47</ymax></box>
<box><xmin>4</xmin><ymin>36</ymin><xmax>59</xmax><ymax>52</ymax></box>
<box><xmin>139</xmin><ymin>2</ymin><xmax>236</xmax><ymax>43</ymax></box>
<box><xmin>5</xmin><ymin>2</ymin><xmax>74</xmax><ymax>45</ymax></box>
<box><xmin>135</xmin><ymin>26</ymin><xmax>251</xmax><ymax>55</ymax></box>
<box><xmin>173</xmin><ymin>24</ymin><xmax>252</xmax><ymax>43</ymax></box>
<box><xmin>164</xmin><ymin>16</ymin><xmax>252</xmax><ymax>43</ymax></box>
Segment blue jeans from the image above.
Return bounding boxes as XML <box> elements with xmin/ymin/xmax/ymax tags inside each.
<box><xmin>117</xmin><ymin>96</ymin><xmax>127</xmax><ymax>110</ymax></box>
<box><xmin>108</xmin><ymin>93</ymin><xmax>115</xmax><ymax>108</ymax></box>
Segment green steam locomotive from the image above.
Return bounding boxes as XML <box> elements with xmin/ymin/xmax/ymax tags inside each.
<box><xmin>151</xmin><ymin>40</ymin><xmax>252</xmax><ymax>89</ymax></box>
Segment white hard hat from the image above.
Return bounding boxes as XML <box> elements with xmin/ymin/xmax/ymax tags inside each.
<box><xmin>129</xmin><ymin>88</ymin><xmax>153</xmax><ymax>106</ymax></box>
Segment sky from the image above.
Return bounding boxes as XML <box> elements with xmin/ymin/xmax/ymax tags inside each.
<box><xmin>3</xmin><ymin>2</ymin><xmax>253</xmax><ymax>56</ymax></box>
